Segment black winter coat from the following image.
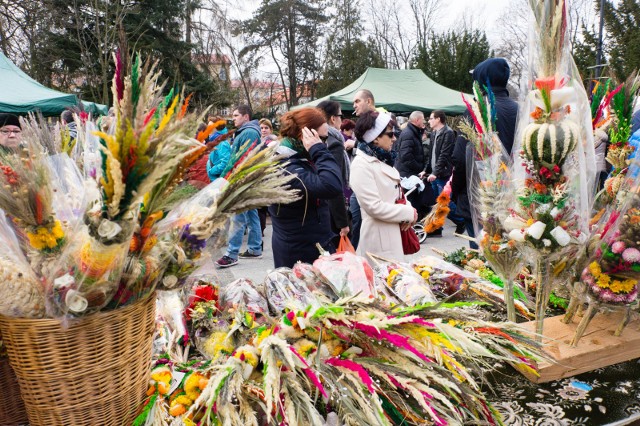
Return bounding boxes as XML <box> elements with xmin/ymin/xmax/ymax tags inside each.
<box><xmin>492</xmin><ymin>88</ymin><xmax>518</xmax><ymax>156</ymax></box>
<box><xmin>325</xmin><ymin>127</ymin><xmax>351</xmax><ymax>232</ymax></box>
<box><xmin>450</xmin><ymin>134</ymin><xmax>472</xmax><ymax>219</ymax></box>
<box><xmin>269</xmin><ymin>143</ymin><xmax>343</xmax><ymax>268</ymax></box>
<box><xmin>425</xmin><ymin>125</ymin><xmax>455</xmax><ymax>179</ymax></box>
<box><xmin>394</xmin><ymin>123</ymin><xmax>425</xmax><ymax>178</ymax></box>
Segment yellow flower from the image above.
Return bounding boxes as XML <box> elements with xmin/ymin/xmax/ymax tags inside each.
<box><xmin>174</xmin><ymin>395</ymin><xmax>193</xmax><ymax>406</ymax></box>
<box><xmin>26</xmin><ymin>221</ymin><xmax>65</xmax><ymax>251</ymax></box>
<box><xmin>202</xmin><ymin>331</ymin><xmax>234</xmax><ymax>360</ymax></box>
<box><xmin>386</xmin><ymin>269</ymin><xmax>400</xmax><ymax>286</ymax></box>
<box><xmin>234</xmin><ymin>348</ymin><xmax>259</xmax><ymax>367</ymax></box>
<box><xmin>609</xmin><ymin>278</ymin><xmax>637</xmax><ymax>294</ymax></box>
<box><xmin>293</xmin><ymin>339</ymin><xmax>317</xmax><ymax>357</ymax></box>
<box><xmin>184</xmin><ymin>372</ymin><xmax>204</xmax><ymax>399</ymax></box>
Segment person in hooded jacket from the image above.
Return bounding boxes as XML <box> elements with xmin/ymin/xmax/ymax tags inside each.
<box><xmin>269</xmin><ymin>107</ymin><xmax>342</xmax><ymax>268</ymax></box>
<box><xmin>216</xmin><ymin>105</ymin><xmax>263</xmax><ymax>268</ymax></box>
<box><xmin>317</xmin><ymin>100</ymin><xmax>351</xmax><ymax>244</ymax></box>
<box><xmin>206</xmin><ymin>118</ymin><xmax>231</xmax><ymax>181</ymax></box>
<box><xmin>451</xmin><ymin>58</ymin><xmax>518</xmax><ymax>249</ymax></box>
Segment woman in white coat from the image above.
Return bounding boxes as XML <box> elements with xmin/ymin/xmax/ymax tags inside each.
<box><xmin>350</xmin><ymin>111</ymin><xmax>417</xmax><ymax>262</ymax></box>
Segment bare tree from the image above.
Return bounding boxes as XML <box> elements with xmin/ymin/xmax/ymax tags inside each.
<box><xmin>364</xmin><ymin>0</ymin><xmax>441</xmax><ymax>69</ymax></box>
<box><xmin>494</xmin><ymin>0</ymin><xmax>597</xmax><ymax>98</ymax></box>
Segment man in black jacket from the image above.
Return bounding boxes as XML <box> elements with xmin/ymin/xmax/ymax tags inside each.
<box><xmin>426</xmin><ymin>110</ymin><xmax>465</xmax><ymax>236</ymax></box>
<box><xmin>395</xmin><ymin>111</ymin><xmax>430</xmax><ymax>217</ymax></box>
<box><xmin>451</xmin><ymin>57</ymin><xmax>518</xmax><ymax>249</ymax></box>
<box><xmin>395</xmin><ymin>111</ymin><xmax>426</xmax><ymax>178</ymax></box>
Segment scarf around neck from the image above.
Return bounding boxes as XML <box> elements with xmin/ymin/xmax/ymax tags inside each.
<box><xmin>279</xmin><ymin>136</ymin><xmax>309</xmax><ymax>159</ymax></box>
<box><xmin>358</xmin><ymin>141</ymin><xmax>396</xmax><ymax>167</ymax></box>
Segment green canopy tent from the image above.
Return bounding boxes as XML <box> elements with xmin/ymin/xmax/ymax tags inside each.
<box><xmin>81</xmin><ymin>100</ymin><xmax>109</xmax><ymax>116</ymax></box>
<box><xmin>0</xmin><ymin>52</ymin><xmax>78</xmax><ymax>116</ymax></box>
<box><xmin>296</xmin><ymin>68</ymin><xmax>472</xmax><ymax>115</ymax></box>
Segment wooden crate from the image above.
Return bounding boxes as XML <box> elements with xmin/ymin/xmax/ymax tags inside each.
<box><xmin>519</xmin><ymin>311</ymin><xmax>640</xmax><ymax>383</ymax></box>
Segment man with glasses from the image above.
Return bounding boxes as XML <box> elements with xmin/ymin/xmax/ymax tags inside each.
<box><xmin>0</xmin><ymin>113</ymin><xmax>22</xmax><ymax>150</ymax></box>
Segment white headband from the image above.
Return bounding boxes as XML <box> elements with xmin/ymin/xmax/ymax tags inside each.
<box><xmin>362</xmin><ymin>113</ymin><xmax>392</xmax><ymax>143</ymax></box>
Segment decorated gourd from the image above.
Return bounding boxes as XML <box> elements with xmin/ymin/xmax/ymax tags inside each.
<box><xmin>521</xmin><ymin>120</ymin><xmax>580</xmax><ymax>167</ymax></box>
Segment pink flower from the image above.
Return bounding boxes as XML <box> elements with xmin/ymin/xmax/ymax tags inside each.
<box><xmin>612</xmin><ymin>241</ymin><xmax>626</xmax><ymax>254</ymax></box>
<box><xmin>622</xmin><ymin>248</ymin><xmax>640</xmax><ymax>263</ymax></box>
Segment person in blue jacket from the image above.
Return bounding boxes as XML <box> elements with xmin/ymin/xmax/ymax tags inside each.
<box><xmin>207</xmin><ymin>117</ymin><xmax>231</xmax><ymax>182</ymax></box>
<box><xmin>215</xmin><ymin>105</ymin><xmax>263</xmax><ymax>268</ymax></box>
<box><xmin>269</xmin><ymin>107</ymin><xmax>343</xmax><ymax>268</ymax></box>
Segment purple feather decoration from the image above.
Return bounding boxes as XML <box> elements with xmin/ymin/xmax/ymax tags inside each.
<box><xmin>114</xmin><ymin>49</ymin><xmax>124</xmax><ymax>102</ymax></box>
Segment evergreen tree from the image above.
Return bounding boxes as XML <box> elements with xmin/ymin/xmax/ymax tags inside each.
<box><xmin>316</xmin><ymin>0</ymin><xmax>384</xmax><ymax>97</ymax></box>
<box><xmin>242</xmin><ymin>0</ymin><xmax>328</xmax><ymax>107</ymax></box>
<box><xmin>414</xmin><ymin>29</ymin><xmax>491</xmax><ymax>93</ymax></box>
<box><xmin>595</xmin><ymin>0</ymin><xmax>640</xmax><ymax>81</ymax></box>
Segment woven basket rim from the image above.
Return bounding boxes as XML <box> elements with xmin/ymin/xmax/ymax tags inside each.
<box><xmin>0</xmin><ymin>292</ymin><xmax>155</xmax><ymax>326</ymax></box>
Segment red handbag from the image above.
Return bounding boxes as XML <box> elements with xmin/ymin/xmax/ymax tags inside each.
<box><xmin>396</xmin><ymin>192</ymin><xmax>421</xmax><ymax>255</ymax></box>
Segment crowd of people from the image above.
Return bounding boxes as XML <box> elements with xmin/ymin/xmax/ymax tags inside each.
<box><xmin>198</xmin><ymin>57</ymin><xmax>522</xmax><ymax>269</ymax></box>
<box><xmin>0</xmin><ymin>57</ymin><xmax>536</xmax><ymax>270</ymax></box>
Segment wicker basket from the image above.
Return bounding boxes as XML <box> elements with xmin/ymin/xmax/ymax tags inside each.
<box><xmin>0</xmin><ymin>354</ymin><xmax>29</xmax><ymax>426</ymax></box>
<box><xmin>0</xmin><ymin>294</ymin><xmax>156</xmax><ymax>426</ymax></box>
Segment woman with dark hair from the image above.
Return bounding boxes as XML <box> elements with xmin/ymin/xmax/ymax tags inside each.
<box><xmin>317</xmin><ymin>100</ymin><xmax>350</xmax><ymax>244</ymax></box>
<box><xmin>340</xmin><ymin>119</ymin><xmax>357</xmax><ymax>158</ymax></box>
<box><xmin>269</xmin><ymin>107</ymin><xmax>342</xmax><ymax>268</ymax></box>
<box><xmin>350</xmin><ymin>110</ymin><xmax>417</xmax><ymax>262</ymax></box>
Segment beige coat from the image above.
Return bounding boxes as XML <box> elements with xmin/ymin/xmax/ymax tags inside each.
<box><xmin>350</xmin><ymin>151</ymin><xmax>415</xmax><ymax>262</ymax></box>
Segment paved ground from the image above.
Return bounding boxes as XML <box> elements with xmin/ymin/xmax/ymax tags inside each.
<box><xmin>204</xmin><ymin>219</ymin><xmax>470</xmax><ymax>286</ymax></box>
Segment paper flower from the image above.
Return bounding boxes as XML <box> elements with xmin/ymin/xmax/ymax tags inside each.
<box><xmin>550</xmin><ymin>226</ymin><xmax>571</xmax><ymax>246</ymax></box>
<box><xmin>526</xmin><ymin>221</ymin><xmax>546</xmax><ymax>240</ymax></box>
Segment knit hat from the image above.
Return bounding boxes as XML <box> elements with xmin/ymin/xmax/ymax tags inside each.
<box><xmin>0</xmin><ymin>113</ymin><xmax>20</xmax><ymax>129</ymax></box>
<box><xmin>472</xmin><ymin>58</ymin><xmax>510</xmax><ymax>88</ymax></box>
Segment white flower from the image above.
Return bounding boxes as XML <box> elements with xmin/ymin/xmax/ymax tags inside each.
<box><xmin>65</xmin><ymin>289</ymin><xmax>88</xmax><ymax>313</ymax></box>
<box><xmin>503</xmin><ymin>216</ymin><xmax>526</xmax><ymax>231</ymax></box>
<box><xmin>509</xmin><ymin>229</ymin><xmax>526</xmax><ymax>242</ymax></box>
<box><xmin>162</xmin><ymin>275</ymin><xmax>178</xmax><ymax>288</ymax></box>
<box><xmin>526</xmin><ymin>221</ymin><xmax>546</xmax><ymax>240</ymax></box>
<box><xmin>550</xmin><ymin>226</ymin><xmax>571</xmax><ymax>246</ymax></box>
<box><xmin>54</xmin><ymin>273</ymin><xmax>75</xmax><ymax>289</ymax></box>
<box><xmin>543</xmin><ymin>239</ymin><xmax>552</xmax><ymax>247</ymax></box>
<box><xmin>535</xmin><ymin>204</ymin><xmax>551</xmax><ymax>215</ymax></box>
<box><xmin>97</xmin><ymin>219</ymin><xmax>122</xmax><ymax>240</ymax></box>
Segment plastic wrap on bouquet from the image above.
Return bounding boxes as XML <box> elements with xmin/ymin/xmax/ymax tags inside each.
<box><xmin>156</xmin><ymin>290</ymin><xmax>190</xmax><ymax>362</ymax></box>
<box><xmin>413</xmin><ymin>255</ymin><xmax>533</xmax><ymax>318</ymax></box>
<box><xmin>312</xmin><ymin>252</ymin><xmax>376</xmax><ymax>298</ymax></box>
<box><xmin>0</xmin><ymin>212</ymin><xmax>45</xmax><ymax>318</ymax></box>
<box><xmin>292</xmin><ymin>262</ymin><xmax>338</xmax><ymax>299</ymax></box>
<box><xmin>220</xmin><ymin>278</ymin><xmax>268</xmax><ymax>315</ymax></box>
<box><xmin>460</xmin><ymin>81</ymin><xmax>525</xmax><ymax>321</ymax></box>
<box><xmin>568</xmin><ymin>159</ymin><xmax>640</xmax><ymax>345</ymax></box>
<box><xmin>0</xmin><ymin>123</ymin><xmax>72</xmax><ymax>278</ymax></box>
<box><xmin>158</xmin><ymin>178</ymin><xmax>230</xmax><ymax>290</ymax></box>
<box><xmin>505</xmin><ymin>0</ymin><xmax>596</xmax><ymax>337</ymax></box>
<box><xmin>264</xmin><ymin>268</ymin><xmax>322</xmax><ymax>314</ymax></box>
<box><xmin>45</xmin><ymin>211</ymin><xmax>137</xmax><ymax>317</ymax></box>
<box><xmin>384</xmin><ymin>262</ymin><xmax>438</xmax><ymax>306</ymax></box>
<box><xmin>46</xmin><ymin>153</ymin><xmax>87</xmax><ymax>227</ymax></box>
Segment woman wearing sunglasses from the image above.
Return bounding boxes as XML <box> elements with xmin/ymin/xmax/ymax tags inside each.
<box><xmin>350</xmin><ymin>110</ymin><xmax>417</xmax><ymax>262</ymax></box>
<box><xmin>269</xmin><ymin>107</ymin><xmax>343</xmax><ymax>268</ymax></box>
